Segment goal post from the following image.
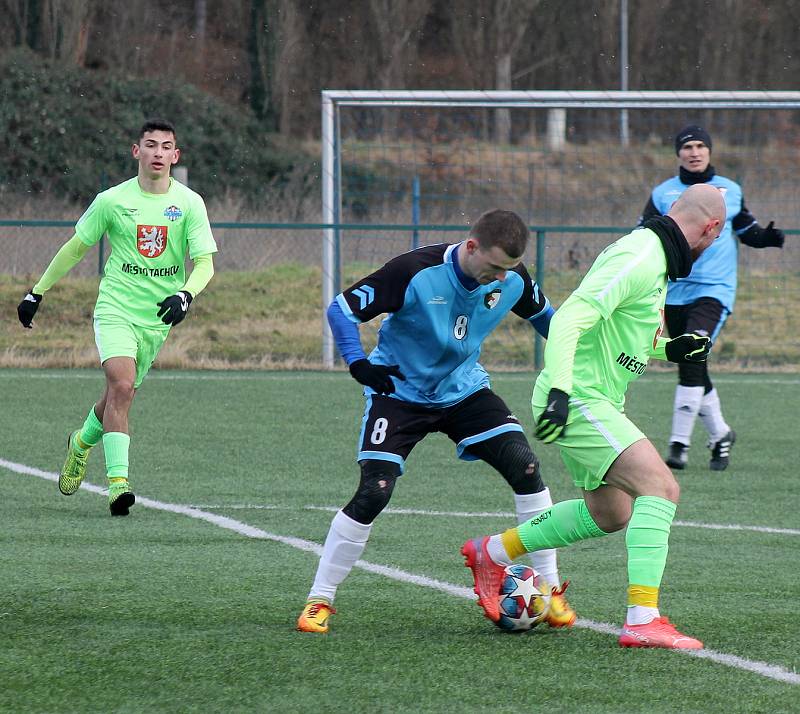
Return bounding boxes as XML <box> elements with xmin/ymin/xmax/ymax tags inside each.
<box><xmin>321</xmin><ymin>90</ymin><xmax>800</xmax><ymax>369</ymax></box>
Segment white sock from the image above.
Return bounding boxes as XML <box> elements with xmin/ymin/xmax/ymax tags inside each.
<box><xmin>514</xmin><ymin>488</ymin><xmax>559</xmax><ymax>585</ymax></box>
<box><xmin>626</xmin><ymin>605</ymin><xmax>660</xmax><ymax>626</ymax></box>
<box><xmin>486</xmin><ymin>534</ymin><xmax>512</xmax><ymax>566</ymax></box>
<box><xmin>670</xmin><ymin>385</ymin><xmax>704</xmax><ymax>445</ymax></box>
<box><xmin>308</xmin><ymin>510</ymin><xmax>372</xmax><ymax>604</ymax></box>
<box><xmin>698</xmin><ymin>388</ymin><xmax>729</xmax><ymax>443</ymax></box>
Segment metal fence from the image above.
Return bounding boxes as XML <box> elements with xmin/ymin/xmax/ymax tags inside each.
<box><xmin>316</xmin><ymin>90</ymin><xmax>800</xmax><ymax>368</ymax></box>
<box><xmin>2</xmin><ymin>220</ymin><xmax>798</xmax><ymax>369</ymax></box>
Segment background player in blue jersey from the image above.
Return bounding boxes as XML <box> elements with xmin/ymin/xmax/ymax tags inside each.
<box><xmin>297</xmin><ymin>209</ymin><xmax>573</xmax><ymax>633</ymax></box>
<box><xmin>638</xmin><ymin>125</ymin><xmax>785</xmax><ymax>471</ymax></box>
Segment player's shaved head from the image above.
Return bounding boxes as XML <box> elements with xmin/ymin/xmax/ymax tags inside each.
<box><xmin>668</xmin><ymin>183</ymin><xmax>726</xmax><ymax>259</ymax></box>
<box><xmin>669</xmin><ymin>183</ymin><xmax>725</xmax><ymax>226</ymax></box>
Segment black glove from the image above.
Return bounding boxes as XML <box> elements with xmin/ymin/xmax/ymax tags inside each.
<box><xmin>535</xmin><ymin>388</ymin><xmax>570</xmax><ymax>443</ymax></box>
<box><xmin>17</xmin><ymin>290</ymin><xmax>43</xmax><ymax>328</ymax></box>
<box><xmin>157</xmin><ymin>291</ymin><xmax>193</xmax><ymax>326</ymax></box>
<box><xmin>665</xmin><ymin>333</ymin><xmax>712</xmax><ymax>363</ymax></box>
<box><xmin>762</xmin><ymin>221</ymin><xmax>785</xmax><ymax>248</ymax></box>
<box><xmin>348</xmin><ymin>359</ymin><xmax>406</xmax><ymax>394</ymax></box>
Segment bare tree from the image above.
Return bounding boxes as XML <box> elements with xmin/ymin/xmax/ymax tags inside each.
<box><xmin>1</xmin><ymin>0</ymin><xmax>92</xmax><ymax>61</ymax></box>
<box><xmin>1</xmin><ymin>0</ymin><xmax>30</xmax><ymax>47</ymax></box>
<box><xmin>450</xmin><ymin>0</ymin><xmax>540</xmax><ymax>142</ymax></box>
<box><xmin>247</xmin><ymin>0</ymin><xmax>280</xmax><ymax>130</ymax></box>
<box><xmin>273</xmin><ymin>0</ymin><xmax>306</xmax><ymax>134</ymax></box>
<box><xmin>494</xmin><ymin>0</ymin><xmax>540</xmax><ymax>143</ymax></box>
<box><xmin>80</xmin><ymin>0</ymin><xmax>157</xmax><ymax>74</ymax></box>
<box><xmin>43</xmin><ymin>0</ymin><xmax>93</xmax><ymax>64</ymax></box>
<box><xmin>363</xmin><ymin>0</ymin><xmax>430</xmax><ymax>135</ymax></box>
<box><xmin>5</xmin><ymin>0</ymin><xmax>800</xmax><ymax>145</ymax></box>
<box><xmin>0</xmin><ymin>0</ymin><xmax>92</xmax><ymax>59</ymax></box>
<box><xmin>193</xmin><ymin>0</ymin><xmax>207</xmax><ymax>61</ymax></box>
<box><xmin>194</xmin><ymin>0</ymin><xmax>207</xmax><ymax>41</ymax></box>
<box><xmin>367</xmin><ymin>0</ymin><xmax>430</xmax><ymax>88</ymax></box>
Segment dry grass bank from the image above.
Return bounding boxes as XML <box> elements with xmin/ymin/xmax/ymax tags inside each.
<box><xmin>2</xmin><ymin>263</ymin><xmax>799</xmax><ymax>372</ymax></box>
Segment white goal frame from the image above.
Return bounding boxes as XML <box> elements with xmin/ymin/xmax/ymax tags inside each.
<box><xmin>321</xmin><ymin>89</ymin><xmax>800</xmax><ymax>368</ymax></box>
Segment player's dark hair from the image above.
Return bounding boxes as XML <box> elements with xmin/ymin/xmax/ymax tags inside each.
<box><xmin>139</xmin><ymin>118</ymin><xmax>177</xmax><ymax>143</ymax></box>
<box><xmin>470</xmin><ymin>209</ymin><xmax>529</xmax><ymax>258</ymax></box>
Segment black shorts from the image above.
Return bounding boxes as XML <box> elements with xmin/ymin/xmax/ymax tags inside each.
<box><xmin>357</xmin><ymin>388</ymin><xmax>525</xmax><ymax>473</ymax></box>
<box><xmin>665</xmin><ymin>297</ymin><xmax>729</xmax><ymax>343</ymax></box>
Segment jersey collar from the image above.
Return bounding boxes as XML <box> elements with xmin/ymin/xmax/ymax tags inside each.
<box><xmin>448</xmin><ymin>242</ymin><xmax>480</xmax><ymax>291</ymax></box>
<box><xmin>642</xmin><ymin>215</ymin><xmax>692</xmax><ymax>281</ymax></box>
<box><xmin>679</xmin><ymin>164</ymin><xmax>715</xmax><ymax>185</ymax></box>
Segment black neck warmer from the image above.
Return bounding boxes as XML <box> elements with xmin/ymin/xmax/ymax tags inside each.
<box><xmin>679</xmin><ymin>164</ymin><xmax>716</xmax><ymax>185</ymax></box>
<box><xmin>642</xmin><ymin>215</ymin><xmax>692</xmax><ymax>281</ymax></box>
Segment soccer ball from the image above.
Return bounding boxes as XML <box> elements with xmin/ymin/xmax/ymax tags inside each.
<box><xmin>495</xmin><ymin>564</ymin><xmax>551</xmax><ymax>632</ymax></box>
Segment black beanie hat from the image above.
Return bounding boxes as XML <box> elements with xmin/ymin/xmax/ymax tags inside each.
<box><xmin>675</xmin><ymin>125</ymin><xmax>712</xmax><ymax>154</ymax></box>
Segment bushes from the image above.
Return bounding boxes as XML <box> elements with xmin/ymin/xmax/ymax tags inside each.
<box><xmin>0</xmin><ymin>48</ymin><xmax>313</xmax><ymax>205</ymax></box>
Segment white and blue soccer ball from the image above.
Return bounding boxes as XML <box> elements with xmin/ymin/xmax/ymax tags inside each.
<box><xmin>495</xmin><ymin>564</ymin><xmax>551</xmax><ymax>632</ymax></box>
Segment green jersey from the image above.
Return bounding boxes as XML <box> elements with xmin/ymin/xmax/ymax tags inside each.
<box><xmin>75</xmin><ymin>177</ymin><xmax>217</xmax><ymax>328</ymax></box>
<box><xmin>535</xmin><ymin>228</ymin><xmax>669</xmax><ymax>410</ymax></box>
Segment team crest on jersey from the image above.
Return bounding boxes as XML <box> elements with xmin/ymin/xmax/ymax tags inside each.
<box><xmin>137</xmin><ymin>224</ymin><xmax>168</xmax><ymax>258</ymax></box>
<box><xmin>164</xmin><ymin>205</ymin><xmax>183</xmax><ymax>221</ymax></box>
<box><xmin>484</xmin><ymin>288</ymin><xmax>502</xmax><ymax>309</ymax></box>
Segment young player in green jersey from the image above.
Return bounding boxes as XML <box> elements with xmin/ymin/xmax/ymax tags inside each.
<box><xmin>462</xmin><ymin>184</ymin><xmax>724</xmax><ymax>649</ymax></box>
<box><xmin>17</xmin><ymin>119</ymin><xmax>217</xmax><ymax>515</ymax></box>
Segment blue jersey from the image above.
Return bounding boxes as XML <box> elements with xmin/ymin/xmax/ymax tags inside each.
<box><xmin>335</xmin><ymin>243</ymin><xmax>551</xmax><ymax>407</ymax></box>
<box><xmin>647</xmin><ymin>175</ymin><xmax>743</xmax><ymax>310</ymax></box>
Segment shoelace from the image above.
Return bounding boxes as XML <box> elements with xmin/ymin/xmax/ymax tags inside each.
<box><xmin>551</xmin><ymin>579</ymin><xmax>570</xmax><ymax>597</ymax></box>
<box><xmin>66</xmin><ymin>453</ymin><xmax>88</xmax><ymax>476</ymax></box>
<box><xmin>307</xmin><ymin>602</ymin><xmax>336</xmax><ymax>617</ymax></box>
<box><xmin>108</xmin><ymin>480</ymin><xmax>130</xmax><ymax>497</ymax></box>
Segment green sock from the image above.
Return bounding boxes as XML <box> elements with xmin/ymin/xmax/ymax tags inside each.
<box><xmin>102</xmin><ymin>432</ymin><xmax>130</xmax><ymax>480</ymax></box>
<box><xmin>77</xmin><ymin>407</ymin><xmax>104</xmax><ymax>450</ymax></box>
<box><xmin>625</xmin><ymin>496</ymin><xmax>677</xmax><ymax>588</ymax></box>
<box><xmin>517</xmin><ymin>498</ymin><xmax>607</xmax><ymax>552</ymax></box>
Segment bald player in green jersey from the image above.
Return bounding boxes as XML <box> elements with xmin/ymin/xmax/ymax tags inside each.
<box><xmin>462</xmin><ymin>183</ymin><xmax>724</xmax><ymax>649</ymax></box>
<box><xmin>17</xmin><ymin>119</ymin><xmax>217</xmax><ymax>516</ymax></box>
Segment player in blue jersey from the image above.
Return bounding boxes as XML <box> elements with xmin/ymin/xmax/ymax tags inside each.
<box><xmin>297</xmin><ymin>209</ymin><xmax>574</xmax><ymax>633</ymax></box>
<box><xmin>638</xmin><ymin>125</ymin><xmax>785</xmax><ymax>471</ymax></box>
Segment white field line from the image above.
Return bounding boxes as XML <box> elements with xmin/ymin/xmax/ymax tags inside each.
<box><xmin>1</xmin><ymin>371</ymin><xmax>800</xmax><ymax>386</ymax></box>
<box><xmin>187</xmin><ymin>504</ymin><xmax>800</xmax><ymax>537</ymax></box>
<box><xmin>1</xmin><ymin>457</ymin><xmax>798</xmax><ymax>686</ymax></box>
